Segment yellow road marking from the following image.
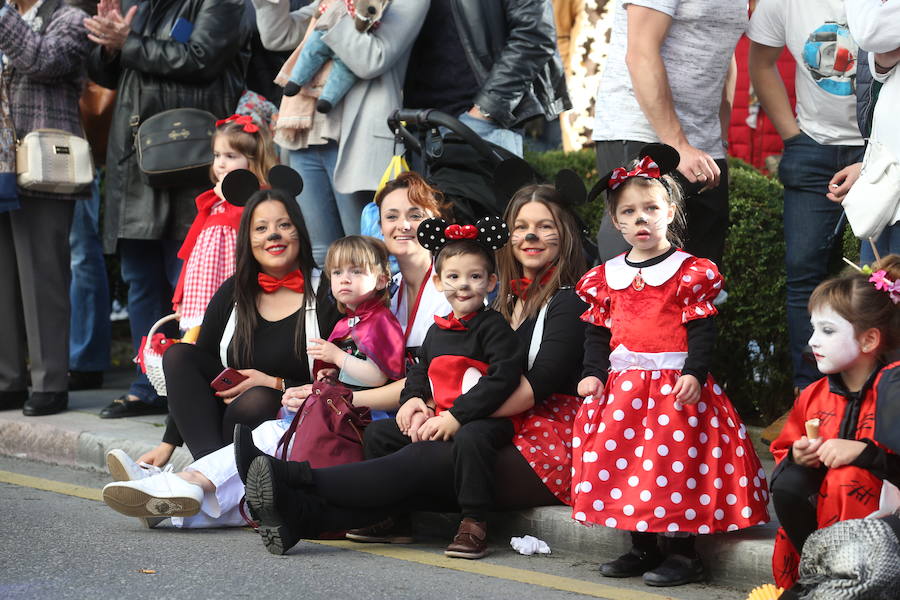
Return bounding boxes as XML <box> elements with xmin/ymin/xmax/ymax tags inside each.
<box><xmin>311</xmin><ymin>540</ymin><xmax>676</xmax><ymax>599</ymax></box>
<box><xmin>1</xmin><ymin>469</ymin><xmax>677</xmax><ymax>600</ymax></box>
<box><xmin>0</xmin><ymin>469</ymin><xmax>102</xmax><ymax>501</ymax></box>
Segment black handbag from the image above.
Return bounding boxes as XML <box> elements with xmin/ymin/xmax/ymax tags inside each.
<box><xmin>134</xmin><ymin>108</ymin><xmax>216</xmax><ymax>188</ymax></box>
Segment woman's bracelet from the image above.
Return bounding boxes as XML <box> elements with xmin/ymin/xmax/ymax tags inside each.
<box><xmin>274</xmin><ymin>376</ymin><xmax>285</xmax><ymax>392</ymax></box>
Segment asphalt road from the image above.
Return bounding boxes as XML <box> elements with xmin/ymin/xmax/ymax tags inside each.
<box><xmin>0</xmin><ymin>456</ymin><xmax>745</xmax><ymax>600</ymax></box>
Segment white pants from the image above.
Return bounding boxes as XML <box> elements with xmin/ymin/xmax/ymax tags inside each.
<box><xmin>172</xmin><ymin>417</ymin><xmax>290</xmax><ymax>528</ymax></box>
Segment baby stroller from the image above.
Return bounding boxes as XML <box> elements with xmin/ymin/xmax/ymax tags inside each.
<box><xmin>378</xmin><ymin>108</ymin><xmax>597</xmax><ymax>261</ymax></box>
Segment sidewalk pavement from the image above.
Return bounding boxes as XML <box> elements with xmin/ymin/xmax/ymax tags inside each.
<box><xmin>0</xmin><ymin>366</ymin><xmax>779</xmax><ymax>590</ymax></box>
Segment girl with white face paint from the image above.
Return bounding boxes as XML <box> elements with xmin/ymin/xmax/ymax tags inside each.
<box><xmin>769</xmin><ymin>255</ymin><xmax>900</xmax><ymax>591</ymax></box>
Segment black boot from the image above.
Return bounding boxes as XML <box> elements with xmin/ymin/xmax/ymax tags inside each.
<box><xmin>234</xmin><ymin>424</ymin><xmax>313</xmax><ymax>487</ymax></box>
<box><xmin>643</xmin><ymin>535</ymin><xmax>705</xmax><ymax>587</ymax></box>
<box><xmin>600</xmin><ymin>532</ymin><xmax>663</xmax><ymax>577</ymax></box>
<box><xmin>244</xmin><ymin>455</ymin><xmax>326</xmax><ymax>555</ymax></box>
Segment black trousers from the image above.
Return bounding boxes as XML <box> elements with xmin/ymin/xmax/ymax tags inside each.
<box><xmin>594</xmin><ymin>140</ymin><xmax>730</xmax><ymax>267</ymax></box>
<box><xmin>771</xmin><ymin>461</ymin><xmax>827</xmax><ymax>554</ymax></box>
<box><xmin>363</xmin><ymin>417</ymin><xmax>515</xmax><ymax>521</ymax></box>
<box><xmin>161</xmin><ymin>343</ymin><xmax>282</xmax><ymax>459</ymax></box>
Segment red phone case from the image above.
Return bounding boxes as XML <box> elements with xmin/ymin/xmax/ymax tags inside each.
<box><xmin>210</xmin><ymin>368</ymin><xmax>248</xmax><ymax>391</ymax></box>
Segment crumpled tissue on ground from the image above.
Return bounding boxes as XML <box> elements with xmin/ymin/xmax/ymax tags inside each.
<box><xmin>510</xmin><ymin>535</ymin><xmax>551</xmax><ymax>556</ymax></box>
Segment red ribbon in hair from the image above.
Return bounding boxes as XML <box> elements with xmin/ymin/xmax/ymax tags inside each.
<box><xmin>608</xmin><ymin>155</ymin><xmax>661</xmax><ymax>190</ymax></box>
<box><xmin>445</xmin><ymin>224</ymin><xmax>478</xmax><ymax>240</ymax></box>
<box><xmin>215</xmin><ymin>114</ymin><xmax>260</xmax><ymax>133</ymax></box>
<box><xmin>257</xmin><ymin>270</ymin><xmax>305</xmax><ymax>293</ymax></box>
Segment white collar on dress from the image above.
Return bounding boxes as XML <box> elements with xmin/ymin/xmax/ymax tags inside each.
<box><xmin>604</xmin><ymin>250</ymin><xmax>691</xmax><ymax>290</ymax></box>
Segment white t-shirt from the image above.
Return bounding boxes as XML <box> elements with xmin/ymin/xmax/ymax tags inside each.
<box><xmin>592</xmin><ymin>0</ymin><xmax>747</xmax><ymax>159</ymax></box>
<box><xmin>389</xmin><ymin>269</ymin><xmax>451</xmax><ymax>349</ymax></box>
<box><xmin>748</xmin><ymin>0</ymin><xmax>864</xmax><ymax>146</ymax></box>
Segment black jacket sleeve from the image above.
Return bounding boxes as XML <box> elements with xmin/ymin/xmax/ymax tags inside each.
<box><xmin>449</xmin><ymin>312</ymin><xmax>524</xmax><ymax>425</ymax></box>
<box><xmin>472</xmin><ymin>0</ymin><xmax>558</xmax><ymax>128</ymax></box>
<box><xmin>118</xmin><ymin>0</ymin><xmax>247</xmax><ymax>84</ymax></box>
<box><xmin>851</xmin><ymin>438</ymin><xmax>900</xmax><ymax>489</ymax></box>
<box><xmin>525</xmin><ymin>289</ymin><xmax>588</xmax><ymax>403</ymax></box>
<box><xmin>399</xmin><ymin>343</ymin><xmax>433</xmax><ymax>405</ymax></box>
<box><xmin>682</xmin><ymin>317</ymin><xmax>716</xmax><ymax>383</ymax></box>
<box><xmin>582</xmin><ymin>324</ymin><xmax>612</xmax><ymax>384</ymax></box>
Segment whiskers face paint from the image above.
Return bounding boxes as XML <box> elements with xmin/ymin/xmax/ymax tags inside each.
<box><xmin>511</xmin><ymin>202</ymin><xmax>562</xmax><ymax>277</ymax></box>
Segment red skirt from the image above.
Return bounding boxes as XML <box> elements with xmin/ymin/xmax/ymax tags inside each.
<box><xmin>513</xmin><ymin>394</ymin><xmax>581</xmax><ymax>505</ymax></box>
<box><xmin>571</xmin><ymin>368</ymin><xmax>770</xmax><ymax>533</ymax></box>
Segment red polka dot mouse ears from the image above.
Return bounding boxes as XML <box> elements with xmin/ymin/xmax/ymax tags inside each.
<box><xmin>588</xmin><ymin>143</ymin><xmax>681</xmax><ymax>203</ymax></box>
<box><xmin>416</xmin><ymin>216</ymin><xmax>510</xmax><ymax>255</ymax></box>
<box><xmin>220</xmin><ymin>165</ymin><xmax>304</xmax><ymax>206</ymax></box>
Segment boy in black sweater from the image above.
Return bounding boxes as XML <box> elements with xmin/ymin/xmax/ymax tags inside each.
<box><xmin>360</xmin><ymin>217</ymin><xmax>523</xmax><ymax>559</ymax></box>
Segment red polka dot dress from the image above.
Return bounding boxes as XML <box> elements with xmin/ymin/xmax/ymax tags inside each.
<box><xmin>570</xmin><ymin>251</ymin><xmax>770</xmax><ymax>534</ymax></box>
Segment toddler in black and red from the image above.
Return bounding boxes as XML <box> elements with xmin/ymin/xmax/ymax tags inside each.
<box><xmin>361</xmin><ymin>216</ymin><xmax>523</xmax><ymax>559</ymax></box>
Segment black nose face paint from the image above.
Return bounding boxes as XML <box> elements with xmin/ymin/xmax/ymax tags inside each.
<box><xmin>267</xmin><ymin>232</ymin><xmax>282</xmax><ymax>242</ymax></box>
<box><xmin>524</xmin><ymin>233</ymin><xmax>539</xmax><ymax>242</ymax></box>
<box><xmin>635</xmin><ymin>216</ymin><xmax>648</xmax><ymax>226</ymax></box>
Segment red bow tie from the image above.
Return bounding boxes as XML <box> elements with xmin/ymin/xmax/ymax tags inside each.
<box><xmin>509</xmin><ymin>267</ymin><xmax>556</xmax><ymax>300</ymax></box>
<box><xmin>434</xmin><ymin>311</ymin><xmax>477</xmax><ymax>331</ymax></box>
<box><xmin>608</xmin><ymin>155</ymin><xmax>661</xmax><ymax>190</ymax></box>
<box><xmin>258</xmin><ymin>270</ymin><xmax>304</xmax><ymax>293</ymax></box>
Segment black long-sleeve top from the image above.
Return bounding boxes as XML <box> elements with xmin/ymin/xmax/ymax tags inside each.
<box><xmin>400</xmin><ymin>308</ymin><xmax>523</xmax><ymax>426</ymax></box>
<box><xmin>161</xmin><ymin>276</ymin><xmax>340</xmax><ymax>446</ymax></box>
<box><xmin>513</xmin><ymin>287</ymin><xmax>588</xmax><ymax>402</ymax></box>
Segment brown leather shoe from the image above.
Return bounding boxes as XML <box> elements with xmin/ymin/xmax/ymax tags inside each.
<box><xmin>345</xmin><ymin>516</ymin><xmax>414</xmax><ymax>544</ymax></box>
<box><xmin>444</xmin><ymin>518</ymin><xmax>489</xmax><ymax>559</ymax></box>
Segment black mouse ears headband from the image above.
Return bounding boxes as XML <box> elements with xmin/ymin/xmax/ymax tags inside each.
<box><xmin>587</xmin><ymin>143</ymin><xmax>680</xmax><ymax>203</ymax></box>
<box><xmin>493</xmin><ymin>158</ymin><xmax>588</xmax><ymax>209</ymax></box>
<box><xmin>417</xmin><ymin>216</ymin><xmax>510</xmax><ymax>255</ymax></box>
<box><xmin>220</xmin><ymin>165</ymin><xmax>304</xmax><ymax>207</ymax></box>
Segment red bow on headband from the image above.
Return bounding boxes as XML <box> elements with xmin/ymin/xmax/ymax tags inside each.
<box><xmin>608</xmin><ymin>155</ymin><xmax>660</xmax><ymax>190</ymax></box>
<box><xmin>445</xmin><ymin>224</ymin><xmax>478</xmax><ymax>240</ymax></box>
<box><xmin>215</xmin><ymin>114</ymin><xmax>260</xmax><ymax>133</ymax></box>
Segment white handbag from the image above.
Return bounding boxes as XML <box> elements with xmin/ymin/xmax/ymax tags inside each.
<box><xmin>16</xmin><ymin>128</ymin><xmax>94</xmax><ymax>194</ymax></box>
<box><xmin>842</xmin><ymin>139</ymin><xmax>900</xmax><ymax>240</ymax></box>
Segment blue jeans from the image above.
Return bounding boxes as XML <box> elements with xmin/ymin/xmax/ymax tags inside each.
<box><xmin>119</xmin><ymin>238</ymin><xmax>182</xmax><ymax>404</ymax></box>
<box><xmin>779</xmin><ymin>132</ymin><xmax>865</xmax><ymax>389</ymax></box>
<box><xmin>457</xmin><ymin>112</ymin><xmax>524</xmax><ymax>158</ymax></box>
<box><xmin>861</xmin><ymin>223</ymin><xmax>900</xmax><ymax>264</ymax></box>
<box><xmin>69</xmin><ymin>174</ymin><xmax>111</xmax><ymax>372</ymax></box>
<box><xmin>288</xmin><ymin>141</ymin><xmax>372</xmax><ymax>265</ymax></box>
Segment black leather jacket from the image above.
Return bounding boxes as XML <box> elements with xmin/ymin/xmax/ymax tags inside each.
<box><xmin>453</xmin><ymin>0</ymin><xmax>570</xmax><ymax>129</ymax></box>
<box><xmin>87</xmin><ymin>0</ymin><xmax>250</xmax><ymax>252</ymax></box>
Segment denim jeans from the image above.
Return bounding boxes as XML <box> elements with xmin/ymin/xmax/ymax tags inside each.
<box><xmin>861</xmin><ymin>223</ymin><xmax>900</xmax><ymax>264</ymax></box>
<box><xmin>69</xmin><ymin>174</ymin><xmax>111</xmax><ymax>372</ymax></box>
<box><xmin>779</xmin><ymin>132</ymin><xmax>865</xmax><ymax>389</ymax></box>
<box><xmin>457</xmin><ymin>112</ymin><xmax>524</xmax><ymax>158</ymax></box>
<box><xmin>288</xmin><ymin>141</ymin><xmax>372</xmax><ymax>265</ymax></box>
<box><xmin>119</xmin><ymin>238</ymin><xmax>182</xmax><ymax>404</ymax></box>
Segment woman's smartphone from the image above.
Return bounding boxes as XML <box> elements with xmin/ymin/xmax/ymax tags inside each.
<box><xmin>210</xmin><ymin>368</ymin><xmax>248</xmax><ymax>391</ymax></box>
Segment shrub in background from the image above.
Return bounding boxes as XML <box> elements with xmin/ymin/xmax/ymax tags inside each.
<box><xmin>527</xmin><ymin>150</ymin><xmax>859</xmax><ymax>424</ymax></box>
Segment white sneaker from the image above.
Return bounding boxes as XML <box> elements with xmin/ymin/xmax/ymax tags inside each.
<box><xmin>106</xmin><ymin>449</ymin><xmax>167</xmax><ymax>528</ymax></box>
<box><xmin>103</xmin><ymin>472</ymin><xmax>202</xmax><ymax>519</ymax></box>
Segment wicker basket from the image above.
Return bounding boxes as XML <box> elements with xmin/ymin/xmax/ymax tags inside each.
<box><xmin>137</xmin><ymin>313</ymin><xmax>181</xmax><ymax>397</ymax></box>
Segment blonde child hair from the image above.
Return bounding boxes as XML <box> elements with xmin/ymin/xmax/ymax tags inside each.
<box><xmin>324</xmin><ymin>235</ymin><xmax>392</xmax><ymax>313</ymax></box>
<box><xmin>211</xmin><ymin>118</ymin><xmax>278</xmax><ymax>185</ymax></box>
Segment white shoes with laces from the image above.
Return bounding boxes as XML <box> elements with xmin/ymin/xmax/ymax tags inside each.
<box><xmin>104</xmin><ymin>449</ymin><xmax>201</xmax><ymax>526</ymax></box>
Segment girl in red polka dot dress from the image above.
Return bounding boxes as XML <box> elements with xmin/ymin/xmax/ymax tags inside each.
<box><xmin>570</xmin><ymin>144</ymin><xmax>770</xmax><ymax>587</ymax></box>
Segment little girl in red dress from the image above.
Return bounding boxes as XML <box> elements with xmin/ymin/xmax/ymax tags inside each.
<box><xmin>172</xmin><ymin>115</ymin><xmax>278</xmax><ymax>329</ymax></box>
<box><xmin>570</xmin><ymin>144</ymin><xmax>769</xmax><ymax>587</ymax></box>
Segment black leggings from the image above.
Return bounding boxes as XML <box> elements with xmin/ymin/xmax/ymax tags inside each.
<box><xmin>310</xmin><ymin>440</ymin><xmax>562</xmax><ymax>517</ymax></box>
<box><xmin>771</xmin><ymin>461</ymin><xmax>827</xmax><ymax>554</ymax></box>
<box><xmin>162</xmin><ymin>343</ymin><xmax>282</xmax><ymax>459</ymax></box>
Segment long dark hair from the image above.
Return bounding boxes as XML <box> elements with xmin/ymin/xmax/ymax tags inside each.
<box><xmin>494</xmin><ymin>184</ymin><xmax>586</xmax><ymax>322</ymax></box>
<box><xmin>232</xmin><ymin>190</ymin><xmax>316</xmax><ymax>366</ymax></box>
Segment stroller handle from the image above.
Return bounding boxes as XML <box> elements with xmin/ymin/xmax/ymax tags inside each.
<box><xmin>388</xmin><ymin>109</ymin><xmax>503</xmax><ymax>165</ymax></box>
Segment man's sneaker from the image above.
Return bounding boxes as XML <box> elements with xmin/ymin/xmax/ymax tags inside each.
<box><xmin>102</xmin><ymin>472</ymin><xmax>202</xmax><ymax>519</ymax></box>
<box><xmin>106</xmin><ymin>449</ymin><xmax>167</xmax><ymax>528</ymax></box>
<box><xmin>346</xmin><ymin>516</ymin><xmax>414</xmax><ymax>544</ymax></box>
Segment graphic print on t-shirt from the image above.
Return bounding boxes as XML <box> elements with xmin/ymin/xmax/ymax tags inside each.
<box><xmin>802</xmin><ymin>21</ymin><xmax>857</xmax><ymax>95</ymax></box>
